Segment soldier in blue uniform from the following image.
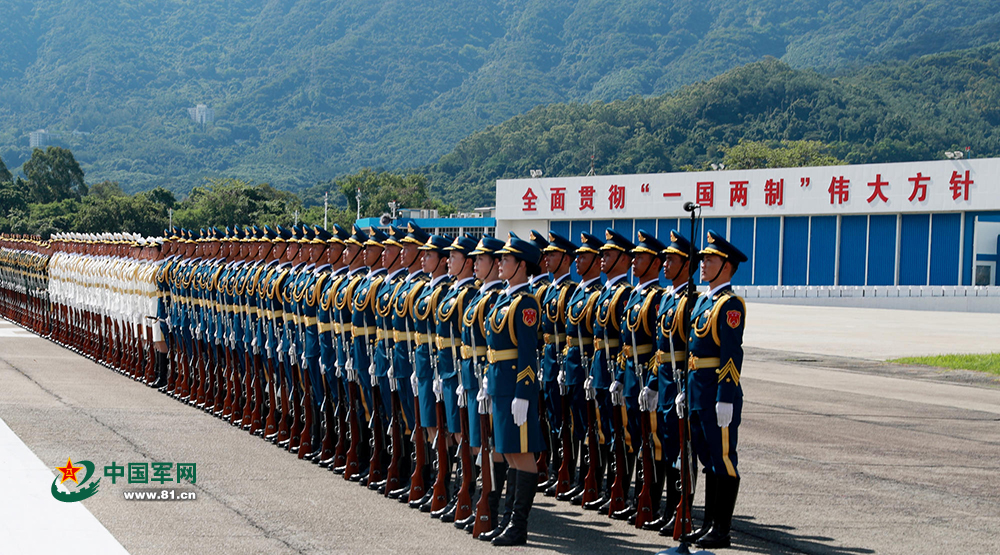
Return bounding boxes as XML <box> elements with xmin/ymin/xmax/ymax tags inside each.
<box><xmin>645</xmin><ymin>230</ymin><xmax>695</xmax><ymax>534</ymax></box>
<box><xmin>412</xmin><ymin>233</ymin><xmax>454</xmax><ymax>512</ymax></box>
<box><xmin>315</xmin><ymin>224</ymin><xmax>350</xmax><ymax>467</ymax></box>
<box><xmin>345</xmin><ymin>225</ymin><xmax>381</xmax><ymax>480</ymax></box>
<box><xmin>593</xmin><ymin>229</ymin><xmax>636</xmax><ymax>519</ymax></box>
<box><xmin>536</xmin><ymin>232</ymin><xmax>578</xmax><ymax>493</ymax></box>
<box><xmin>352</xmin><ymin>226</ymin><xmax>389</xmax><ymax>485</ymax></box>
<box><xmin>621</xmin><ymin>230</ymin><xmax>668</xmax><ymax>527</ymax></box>
<box><xmin>482</xmin><ymin>235</ymin><xmax>543</xmax><ymax>546</ymax></box>
<box><xmin>455</xmin><ymin>235</ymin><xmax>504</xmax><ymax>533</ymax></box>
<box><xmin>433</xmin><ymin>233</ymin><xmax>479</xmax><ymax>522</ymax></box>
<box><xmin>682</xmin><ymin>230</ymin><xmax>747</xmax><ymax>550</ymax></box>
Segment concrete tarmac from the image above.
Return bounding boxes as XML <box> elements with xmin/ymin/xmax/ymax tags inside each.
<box><xmin>1</xmin><ymin>302</ymin><xmax>998</xmax><ymax>554</ymax></box>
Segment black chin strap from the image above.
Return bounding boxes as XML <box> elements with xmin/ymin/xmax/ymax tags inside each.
<box><xmin>708</xmin><ymin>260</ymin><xmax>727</xmax><ymax>284</ymax></box>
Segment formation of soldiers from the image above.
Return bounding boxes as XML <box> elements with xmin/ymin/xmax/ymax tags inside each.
<box><xmin>0</xmin><ymin>222</ymin><xmax>748</xmax><ymax>551</ymax></box>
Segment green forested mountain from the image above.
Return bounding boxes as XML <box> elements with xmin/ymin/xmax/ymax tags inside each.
<box><xmin>2</xmin><ymin>0</ymin><xmax>999</xmax><ymax>198</ymax></box>
<box><xmin>428</xmin><ymin>44</ymin><xmax>1000</xmax><ymax>208</ymax></box>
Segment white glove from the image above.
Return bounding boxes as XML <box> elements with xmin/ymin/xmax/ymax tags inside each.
<box><xmin>716</xmin><ymin>402</ymin><xmax>733</xmax><ymax>428</ymax></box>
<box><xmin>609</xmin><ymin>381</ymin><xmax>623</xmax><ymax>394</ymax></box>
<box><xmin>675</xmin><ymin>391</ymin><xmax>686</xmax><ymax>417</ymax></box>
<box><xmin>477</xmin><ymin>385</ymin><xmax>491</xmax><ymax>414</ymax></box>
<box><xmin>511</xmin><ymin>397</ymin><xmax>530</xmax><ymax>426</ymax></box>
<box><xmin>433</xmin><ymin>378</ymin><xmax>443</xmax><ymax>402</ymax></box>
<box><xmin>583</xmin><ymin>376</ymin><xmax>595</xmax><ymax>400</ymax></box>
<box><xmin>289</xmin><ymin>343</ymin><xmax>297</xmax><ymax>361</ymax></box>
<box><xmin>640</xmin><ymin>387</ymin><xmax>656</xmax><ymax>412</ymax></box>
<box><xmin>456</xmin><ymin>383</ymin><xmax>466</xmax><ymax>407</ymax></box>
<box><xmin>557</xmin><ymin>369</ymin><xmax>568</xmax><ymax>395</ymax></box>
<box><xmin>334</xmin><ymin>363</ymin><xmax>342</xmax><ymax>378</ymax></box>
<box><xmin>387</xmin><ymin>363</ymin><xmax>394</xmax><ymax>381</ymax></box>
<box><xmin>410</xmin><ymin>372</ymin><xmax>419</xmax><ymax>392</ymax></box>
<box><xmin>319</xmin><ymin>361</ymin><xmax>327</xmax><ymax>375</ymax></box>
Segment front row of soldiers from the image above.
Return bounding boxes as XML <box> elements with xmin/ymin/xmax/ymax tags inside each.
<box><xmin>0</xmin><ymin>222</ymin><xmax>748</xmax><ymax>551</ymax></box>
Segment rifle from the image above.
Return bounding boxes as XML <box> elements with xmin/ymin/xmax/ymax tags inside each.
<box><xmin>605</xmin><ymin>326</ymin><xmax>628</xmax><ymax>517</ymax></box>
<box><xmin>406</xmin><ymin>316</ymin><xmax>427</xmax><ymax>505</ymax></box>
<box><xmin>631</xmin><ymin>323</ymin><xmax>655</xmax><ymax>528</ymax></box>
<box><xmin>429</xmin><ymin>324</ymin><xmax>450</xmax><ymax>512</ymax></box>
<box><xmin>332</xmin><ymin>302</ymin><xmax>352</xmax><ymax>470</ymax></box>
<box><xmin>579</xmin><ymin>321</ymin><xmax>601</xmax><ymax>506</ymax></box>
<box><xmin>673</xmin><ymin>202</ymin><xmax>701</xmax><ymax>541</ymax></box>
<box><xmin>554</xmin><ymin>316</ymin><xmax>573</xmax><ymax>497</ymax></box>
<box><xmin>471</xmin><ymin>321</ymin><xmax>494</xmax><ymax>539</ymax></box>
<box><xmin>366</xmin><ymin>327</ymin><xmax>386</xmax><ymax>486</ymax></box>
<box><xmin>450</xmin><ymin>321</ymin><xmax>474</xmax><ymax>522</ymax></box>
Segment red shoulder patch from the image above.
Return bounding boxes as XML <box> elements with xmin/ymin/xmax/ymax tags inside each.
<box><xmin>522</xmin><ymin>308</ymin><xmax>537</xmax><ymax>327</ymax></box>
<box><xmin>726</xmin><ymin>310</ymin><xmax>741</xmax><ymax>329</ymax></box>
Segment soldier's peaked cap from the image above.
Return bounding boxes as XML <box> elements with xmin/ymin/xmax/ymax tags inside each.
<box><xmin>497</xmin><ymin>234</ymin><xmax>542</xmax><ymax>266</ymax></box>
<box><xmin>346</xmin><ymin>224</ymin><xmax>369</xmax><ymax>247</ymax></box>
<box><xmin>469</xmin><ymin>235</ymin><xmax>505</xmax><ymax>256</ymax></box>
<box><xmin>384</xmin><ymin>225</ymin><xmax>406</xmax><ymax>247</ymax></box>
<box><xmin>275</xmin><ymin>225</ymin><xmax>293</xmax><ymax>241</ymax></box>
<box><xmin>600</xmin><ymin>228</ymin><xmax>636</xmax><ymax>253</ymax></box>
<box><xmin>527</xmin><ymin>229</ymin><xmax>550</xmax><ymax>252</ymax></box>
<box><xmin>664</xmin><ymin>229</ymin><xmax>692</xmax><ymax>258</ymax></box>
<box><xmin>444</xmin><ymin>233</ymin><xmax>479</xmax><ymax>256</ymax></box>
<box><xmin>418</xmin><ymin>234</ymin><xmax>451</xmax><ymax>253</ymax></box>
<box><xmin>364</xmin><ymin>226</ymin><xmax>389</xmax><ymax>248</ymax></box>
<box><xmin>332</xmin><ymin>224</ymin><xmax>351</xmax><ymax>244</ymax></box>
<box><xmin>631</xmin><ymin>229</ymin><xmax>667</xmax><ymax>258</ymax></box>
<box><xmin>542</xmin><ymin>231</ymin><xmax>577</xmax><ymax>256</ymax></box>
<box><xmin>402</xmin><ymin>222</ymin><xmax>430</xmax><ymax>245</ymax></box>
<box><xmin>576</xmin><ymin>232</ymin><xmax>604</xmax><ymax>255</ymax></box>
<box><xmin>313</xmin><ymin>225</ymin><xmax>333</xmax><ymax>243</ymax></box>
<box><xmin>700</xmin><ymin>230</ymin><xmax>748</xmax><ymax>263</ymax></box>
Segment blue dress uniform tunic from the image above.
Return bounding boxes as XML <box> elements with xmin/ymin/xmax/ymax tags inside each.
<box><xmin>590</xmin><ymin>275</ymin><xmax>632</xmax><ymax>450</ymax></box>
<box><xmin>374</xmin><ymin>269</ymin><xmax>406</xmax><ymax>425</ymax></box>
<box><xmin>337</xmin><ymin>268</ymin><xmax>368</xmax><ymax>415</ymax></box>
<box><xmin>317</xmin><ymin>266</ymin><xmax>348</xmax><ymax>404</ymax></box>
<box><xmin>485</xmin><ymin>284</ymin><xmax>543</xmax><ymax>454</ymax></box>
<box><xmin>564</xmin><ymin>278</ymin><xmax>600</xmax><ymax>442</ymax></box>
<box><xmin>651</xmin><ymin>283</ymin><xmax>690</xmax><ymax>464</ymax></box>
<box><xmin>622</xmin><ymin>280</ymin><xmax>665</xmax><ymax>457</ymax></box>
<box><xmin>352</xmin><ymin>268</ymin><xmax>384</xmax><ymax>421</ymax></box>
<box><xmin>297</xmin><ymin>263</ymin><xmax>330</xmax><ymax>409</ymax></box>
<box><xmin>687</xmin><ymin>285</ymin><xmax>745</xmax><ymax>478</ymax></box>
<box><xmin>390</xmin><ymin>270</ymin><xmax>427</xmax><ymax>432</ymax></box>
<box><xmin>459</xmin><ymin>281</ymin><xmax>503</xmax><ymax>448</ymax></box>
<box><xmin>413</xmin><ymin>274</ymin><xmax>452</xmax><ymax>427</ymax></box>
<box><xmin>434</xmin><ymin>276</ymin><xmax>476</xmax><ymax>435</ymax></box>
<box><xmin>539</xmin><ymin>273</ymin><xmax>577</xmax><ymax>438</ymax></box>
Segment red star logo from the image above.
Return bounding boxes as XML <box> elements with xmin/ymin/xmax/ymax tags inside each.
<box><xmin>55</xmin><ymin>458</ymin><xmax>83</xmax><ymax>484</ymax></box>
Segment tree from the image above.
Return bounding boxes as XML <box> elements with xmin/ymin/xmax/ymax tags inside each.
<box><xmin>721</xmin><ymin>140</ymin><xmax>844</xmax><ymax>170</ymax></box>
<box><xmin>0</xmin><ymin>154</ymin><xmax>11</xmax><ymax>184</ymax></box>
<box><xmin>335</xmin><ymin>169</ymin><xmax>452</xmax><ymax>220</ymax></box>
<box><xmin>23</xmin><ymin>147</ymin><xmax>88</xmax><ymax>203</ymax></box>
<box><xmin>172</xmin><ymin>177</ymin><xmax>301</xmax><ymax>229</ymax></box>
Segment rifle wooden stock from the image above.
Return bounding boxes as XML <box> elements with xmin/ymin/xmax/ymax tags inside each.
<box><xmin>555</xmin><ymin>394</ymin><xmax>573</xmax><ymax>495</ymax></box>
<box><xmin>264</xmin><ymin>357</ymin><xmax>279</xmax><ymax>436</ymax></box>
<box><xmin>384</xmin><ymin>389</ymin><xmax>404</xmax><ymax>495</ymax></box>
<box><xmin>367</xmin><ymin>382</ymin><xmax>385</xmax><ymax>484</ymax></box>
<box><xmin>250</xmin><ymin>352</ymin><xmax>265</xmax><ymax>434</ymax></box>
<box><xmin>635</xmin><ymin>412</ymin><xmax>655</xmax><ymax>528</ymax></box>
<box><xmin>276</xmin><ymin>367</ymin><xmax>291</xmax><ymax>443</ymax></box>
<box><xmin>672</xmin><ymin>408</ymin><xmax>694</xmax><ymax>539</ymax></box>
<box><xmin>344</xmin><ymin>381</ymin><xmax>362</xmax><ymax>480</ymax></box>
<box><xmin>430</xmin><ymin>399</ymin><xmax>450</xmax><ymax>512</ymax></box>
<box><xmin>298</xmin><ymin>366</ymin><xmax>313</xmax><ymax>458</ymax></box>
<box><xmin>317</xmin><ymin>378</ymin><xmax>335</xmax><ymax>462</ymax></box>
<box><xmin>221</xmin><ymin>345</ymin><xmax>235</xmax><ymax>418</ymax></box>
<box><xmin>408</xmin><ymin>392</ymin><xmax>427</xmax><ymax>503</ymax></box>
<box><xmin>582</xmin><ymin>398</ymin><xmax>601</xmax><ymax>505</ymax></box>
<box><xmin>333</xmin><ymin>379</ymin><xmax>349</xmax><ymax>468</ymax></box>
<box><xmin>608</xmin><ymin>405</ymin><xmax>628</xmax><ymax>516</ymax></box>
<box><xmin>472</xmin><ymin>412</ymin><xmax>494</xmax><ymax>539</ymax></box>
<box><xmin>241</xmin><ymin>350</ymin><xmax>255</xmax><ymax>427</ymax></box>
<box><xmin>535</xmin><ymin>391</ymin><xmax>549</xmax><ymax>481</ymax></box>
<box><xmin>453</xmin><ymin>402</ymin><xmax>474</xmax><ymax>522</ymax></box>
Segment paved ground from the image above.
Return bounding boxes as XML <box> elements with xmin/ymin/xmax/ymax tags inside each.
<box><xmin>1</xmin><ymin>303</ymin><xmax>998</xmax><ymax>555</ymax></box>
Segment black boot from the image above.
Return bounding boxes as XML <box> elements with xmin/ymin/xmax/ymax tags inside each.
<box><xmin>696</xmin><ymin>475</ymin><xmax>739</xmax><ymax>549</ymax></box>
<box><xmin>682</xmin><ymin>472</ymin><xmax>716</xmax><ymax>543</ymax></box>
<box><xmin>480</xmin><ymin>464</ymin><xmax>513</xmax><ymax>541</ymax></box>
<box><xmin>491</xmin><ymin>469</ymin><xmax>537</xmax><ymax>547</ymax></box>
<box><xmin>646</xmin><ymin>464</ymin><xmax>679</xmax><ymax>531</ymax></box>
<box><xmin>150</xmin><ymin>352</ymin><xmax>168</xmax><ymax>388</ymax></box>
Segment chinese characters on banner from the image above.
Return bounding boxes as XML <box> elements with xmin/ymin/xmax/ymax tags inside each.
<box><xmin>509</xmin><ymin>161</ymin><xmax>982</xmax><ymax>218</ymax></box>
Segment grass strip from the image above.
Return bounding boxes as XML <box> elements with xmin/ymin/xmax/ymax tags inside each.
<box><xmin>891</xmin><ymin>353</ymin><xmax>1000</xmax><ymax>375</ymax></box>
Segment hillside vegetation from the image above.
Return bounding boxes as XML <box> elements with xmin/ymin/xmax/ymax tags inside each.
<box><xmin>2</xmin><ymin>0</ymin><xmax>999</xmax><ymax>197</ymax></box>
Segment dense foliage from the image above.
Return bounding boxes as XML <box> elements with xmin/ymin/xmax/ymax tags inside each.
<box><xmin>2</xmin><ymin>0</ymin><xmax>998</xmax><ymax>197</ymax></box>
<box><xmin>428</xmin><ymin>47</ymin><xmax>1000</xmax><ymax>208</ymax></box>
